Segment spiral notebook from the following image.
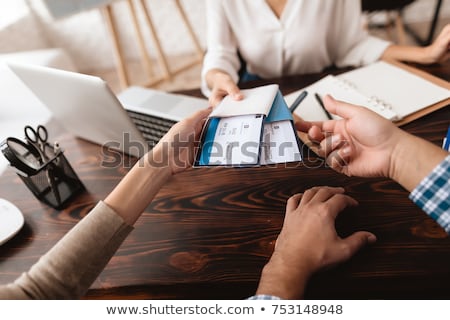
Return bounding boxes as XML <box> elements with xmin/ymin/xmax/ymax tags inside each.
<box><xmin>285</xmin><ymin>60</ymin><xmax>450</xmax><ymax>126</ymax></box>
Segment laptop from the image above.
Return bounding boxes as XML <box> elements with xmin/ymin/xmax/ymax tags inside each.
<box><xmin>8</xmin><ymin>63</ymin><xmax>209</xmax><ymax>158</ymax></box>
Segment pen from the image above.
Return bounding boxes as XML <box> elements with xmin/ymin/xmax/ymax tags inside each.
<box><xmin>314</xmin><ymin>93</ymin><xmax>333</xmax><ymax>120</ymax></box>
<box><xmin>289</xmin><ymin>90</ymin><xmax>308</xmax><ymax>113</ymax></box>
<box><xmin>444</xmin><ymin>125</ymin><xmax>450</xmax><ymax>151</ymax></box>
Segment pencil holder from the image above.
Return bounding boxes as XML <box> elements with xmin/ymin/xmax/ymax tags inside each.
<box><xmin>1</xmin><ymin>125</ymin><xmax>86</xmax><ymax>209</ymax></box>
<box><xmin>16</xmin><ymin>146</ymin><xmax>85</xmax><ymax>209</ymax></box>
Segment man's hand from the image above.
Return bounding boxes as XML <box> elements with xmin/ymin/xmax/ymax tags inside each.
<box><xmin>256</xmin><ymin>187</ymin><xmax>376</xmax><ymax>299</ymax></box>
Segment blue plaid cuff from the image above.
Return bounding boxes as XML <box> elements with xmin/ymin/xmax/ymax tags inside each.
<box><xmin>410</xmin><ymin>155</ymin><xmax>450</xmax><ymax>233</ymax></box>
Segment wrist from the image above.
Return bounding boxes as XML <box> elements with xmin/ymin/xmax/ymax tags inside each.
<box><xmin>256</xmin><ymin>253</ymin><xmax>312</xmax><ymax>299</ymax></box>
<box><xmin>420</xmin><ymin>46</ymin><xmax>434</xmax><ymax>64</ymax></box>
<box><xmin>389</xmin><ymin>131</ymin><xmax>447</xmax><ymax>192</ymax></box>
<box><xmin>213</xmin><ymin>70</ymin><xmax>233</xmax><ymax>83</ymax></box>
<box><xmin>145</xmin><ymin>146</ymin><xmax>181</xmax><ymax>176</ymax></box>
<box><xmin>388</xmin><ymin>129</ymin><xmax>413</xmax><ymax>182</ymax></box>
<box><xmin>105</xmin><ymin>151</ymin><xmax>172</xmax><ymax>225</ymax></box>
<box><xmin>206</xmin><ymin>69</ymin><xmax>228</xmax><ymax>88</ymax></box>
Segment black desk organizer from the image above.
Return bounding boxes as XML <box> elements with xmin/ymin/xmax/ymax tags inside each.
<box><xmin>2</xmin><ymin>141</ymin><xmax>85</xmax><ymax>209</ymax></box>
<box><xmin>20</xmin><ymin>146</ymin><xmax>85</xmax><ymax>209</ymax></box>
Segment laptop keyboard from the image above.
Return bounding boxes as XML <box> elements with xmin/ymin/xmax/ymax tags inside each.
<box><xmin>126</xmin><ymin>110</ymin><xmax>176</xmax><ymax>147</ymax></box>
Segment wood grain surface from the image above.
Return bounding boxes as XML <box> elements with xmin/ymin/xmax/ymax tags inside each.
<box><xmin>0</xmin><ymin>63</ymin><xmax>448</xmax><ymax>299</ymax></box>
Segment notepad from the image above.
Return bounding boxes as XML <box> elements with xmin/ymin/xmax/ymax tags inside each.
<box><xmin>195</xmin><ymin>85</ymin><xmax>302</xmax><ymax>167</ymax></box>
<box><xmin>285</xmin><ymin>61</ymin><xmax>450</xmax><ymax>125</ymax></box>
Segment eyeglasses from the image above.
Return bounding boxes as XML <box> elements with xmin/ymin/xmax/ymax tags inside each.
<box><xmin>1</xmin><ymin>125</ymin><xmax>61</xmax><ymax>203</ymax></box>
<box><xmin>1</xmin><ymin>125</ymin><xmax>59</xmax><ymax>174</ymax></box>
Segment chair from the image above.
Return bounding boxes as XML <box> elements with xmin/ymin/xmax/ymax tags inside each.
<box><xmin>102</xmin><ymin>0</ymin><xmax>204</xmax><ymax>89</ymax></box>
<box><xmin>361</xmin><ymin>0</ymin><xmax>416</xmax><ymax>45</ymax></box>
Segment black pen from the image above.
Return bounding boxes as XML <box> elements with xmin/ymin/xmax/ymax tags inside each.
<box><xmin>314</xmin><ymin>93</ymin><xmax>332</xmax><ymax>120</ymax></box>
<box><xmin>289</xmin><ymin>90</ymin><xmax>308</xmax><ymax>113</ymax></box>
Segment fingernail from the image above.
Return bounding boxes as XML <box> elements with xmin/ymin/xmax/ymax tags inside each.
<box><xmin>367</xmin><ymin>234</ymin><xmax>377</xmax><ymax>244</ymax></box>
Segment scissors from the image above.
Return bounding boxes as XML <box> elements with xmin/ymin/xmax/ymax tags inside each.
<box><xmin>24</xmin><ymin>125</ymin><xmax>61</xmax><ymax>204</ymax></box>
<box><xmin>24</xmin><ymin>125</ymin><xmax>49</xmax><ymax>164</ymax></box>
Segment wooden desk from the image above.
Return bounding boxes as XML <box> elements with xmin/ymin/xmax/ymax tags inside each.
<box><xmin>0</xmin><ymin>63</ymin><xmax>449</xmax><ymax>299</ymax></box>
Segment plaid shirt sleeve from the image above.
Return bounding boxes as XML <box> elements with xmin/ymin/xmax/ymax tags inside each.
<box><xmin>409</xmin><ymin>155</ymin><xmax>450</xmax><ymax>233</ymax></box>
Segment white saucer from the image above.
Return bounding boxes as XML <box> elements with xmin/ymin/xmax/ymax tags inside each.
<box><xmin>0</xmin><ymin>198</ymin><xmax>24</xmax><ymax>245</ymax></box>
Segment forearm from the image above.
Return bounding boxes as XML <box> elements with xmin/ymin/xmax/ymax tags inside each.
<box><xmin>0</xmin><ymin>153</ymin><xmax>170</xmax><ymax>299</ymax></box>
<box><xmin>1</xmin><ymin>202</ymin><xmax>132</xmax><ymax>299</ymax></box>
<box><xmin>381</xmin><ymin>44</ymin><xmax>432</xmax><ymax>64</ymax></box>
<box><xmin>390</xmin><ymin>132</ymin><xmax>448</xmax><ymax>192</ymax></box>
<box><xmin>105</xmin><ymin>151</ymin><xmax>172</xmax><ymax>225</ymax></box>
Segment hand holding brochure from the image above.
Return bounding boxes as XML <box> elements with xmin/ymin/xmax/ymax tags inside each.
<box><xmin>209</xmin><ymin>84</ymin><xmax>279</xmax><ymax>117</ymax></box>
<box><xmin>195</xmin><ymin>84</ymin><xmax>302</xmax><ymax>167</ymax></box>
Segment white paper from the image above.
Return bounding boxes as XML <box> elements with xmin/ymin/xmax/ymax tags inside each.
<box><xmin>207</xmin><ymin>114</ymin><xmax>264</xmax><ymax>166</ymax></box>
<box><xmin>339</xmin><ymin>61</ymin><xmax>450</xmax><ymax>119</ymax></box>
<box><xmin>260</xmin><ymin>120</ymin><xmax>301</xmax><ymax>165</ymax></box>
<box><xmin>285</xmin><ymin>61</ymin><xmax>450</xmax><ymax>122</ymax></box>
<box><xmin>286</xmin><ymin>75</ymin><xmax>397</xmax><ymax>121</ymax></box>
<box><xmin>210</xmin><ymin>84</ymin><xmax>279</xmax><ymax>118</ymax></box>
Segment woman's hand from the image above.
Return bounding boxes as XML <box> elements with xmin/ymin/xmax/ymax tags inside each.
<box><xmin>424</xmin><ymin>24</ymin><xmax>450</xmax><ymax>64</ymax></box>
<box><xmin>381</xmin><ymin>24</ymin><xmax>450</xmax><ymax>64</ymax></box>
<box><xmin>205</xmin><ymin>69</ymin><xmax>243</xmax><ymax>107</ymax></box>
<box><xmin>150</xmin><ymin>107</ymin><xmax>212</xmax><ymax>175</ymax></box>
<box><xmin>105</xmin><ymin>107</ymin><xmax>212</xmax><ymax>224</ymax></box>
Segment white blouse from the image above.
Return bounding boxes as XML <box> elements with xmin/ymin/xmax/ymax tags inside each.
<box><xmin>201</xmin><ymin>0</ymin><xmax>391</xmax><ymax>97</ymax></box>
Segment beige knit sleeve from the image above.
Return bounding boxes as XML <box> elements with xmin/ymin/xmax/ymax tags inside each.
<box><xmin>0</xmin><ymin>201</ymin><xmax>133</xmax><ymax>299</ymax></box>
